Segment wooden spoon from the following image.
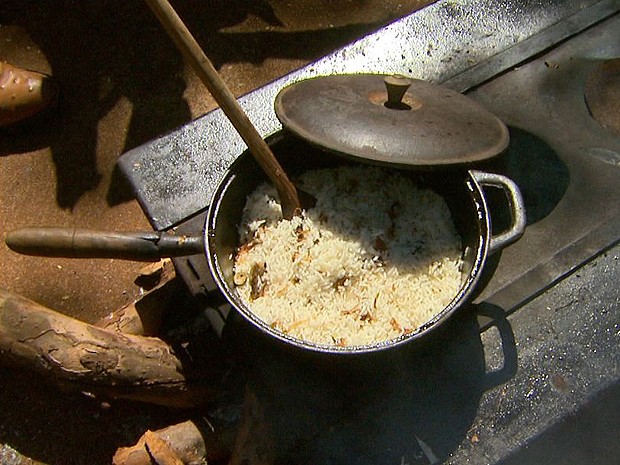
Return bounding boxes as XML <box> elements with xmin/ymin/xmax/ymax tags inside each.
<box><xmin>144</xmin><ymin>0</ymin><xmax>312</xmax><ymax>219</ymax></box>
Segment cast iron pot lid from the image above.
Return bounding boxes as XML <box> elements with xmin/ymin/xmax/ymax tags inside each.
<box><xmin>274</xmin><ymin>74</ymin><xmax>509</xmax><ymax>167</ymax></box>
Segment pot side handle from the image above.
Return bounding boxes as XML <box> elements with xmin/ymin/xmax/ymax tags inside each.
<box><xmin>469</xmin><ymin>170</ymin><xmax>527</xmax><ymax>255</ymax></box>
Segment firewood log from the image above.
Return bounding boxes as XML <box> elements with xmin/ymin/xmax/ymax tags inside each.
<box><xmin>0</xmin><ymin>443</ymin><xmax>48</xmax><ymax>465</ymax></box>
<box><xmin>0</xmin><ymin>288</ymin><xmax>216</xmax><ymax>408</ymax></box>
<box><xmin>112</xmin><ymin>389</ymin><xmax>267</xmax><ymax>465</ymax></box>
<box><xmin>112</xmin><ymin>418</ymin><xmax>236</xmax><ymax>465</ymax></box>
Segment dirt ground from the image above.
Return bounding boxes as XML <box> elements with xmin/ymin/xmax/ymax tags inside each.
<box><xmin>0</xmin><ymin>1</ymin><xmax>431</xmax><ymax>463</ymax></box>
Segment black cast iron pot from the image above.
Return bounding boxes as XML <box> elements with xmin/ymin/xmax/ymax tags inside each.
<box><xmin>205</xmin><ymin>134</ymin><xmax>525</xmax><ymax>355</ymax></box>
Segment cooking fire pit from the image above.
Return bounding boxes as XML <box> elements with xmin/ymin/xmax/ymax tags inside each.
<box><xmin>118</xmin><ymin>1</ymin><xmax>620</xmax><ymax>463</ymax></box>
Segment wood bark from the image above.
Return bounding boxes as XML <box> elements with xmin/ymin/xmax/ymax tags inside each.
<box><xmin>142</xmin><ymin>431</ymin><xmax>185</xmax><ymax>465</ymax></box>
<box><xmin>113</xmin><ymin>419</ymin><xmax>236</xmax><ymax>465</ymax></box>
<box><xmin>0</xmin><ymin>288</ymin><xmax>215</xmax><ymax>408</ymax></box>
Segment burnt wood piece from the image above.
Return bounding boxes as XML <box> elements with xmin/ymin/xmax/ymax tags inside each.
<box><xmin>0</xmin><ymin>288</ymin><xmax>215</xmax><ymax>408</ymax></box>
<box><xmin>113</xmin><ymin>419</ymin><xmax>236</xmax><ymax>465</ymax></box>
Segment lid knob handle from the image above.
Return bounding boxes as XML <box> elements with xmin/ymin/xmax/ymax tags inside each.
<box><xmin>384</xmin><ymin>74</ymin><xmax>411</xmax><ymax>108</ymax></box>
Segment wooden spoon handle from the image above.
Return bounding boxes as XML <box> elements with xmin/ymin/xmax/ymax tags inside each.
<box><xmin>144</xmin><ymin>0</ymin><xmax>301</xmax><ymax>218</ymax></box>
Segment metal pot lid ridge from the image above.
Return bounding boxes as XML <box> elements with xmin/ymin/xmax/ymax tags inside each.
<box><xmin>274</xmin><ymin>74</ymin><xmax>510</xmax><ymax>167</ymax></box>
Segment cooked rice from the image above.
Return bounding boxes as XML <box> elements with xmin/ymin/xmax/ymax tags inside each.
<box><xmin>233</xmin><ymin>165</ymin><xmax>463</xmax><ymax>347</ymax></box>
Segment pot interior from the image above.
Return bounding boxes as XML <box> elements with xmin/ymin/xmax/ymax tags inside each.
<box><xmin>206</xmin><ymin>132</ymin><xmax>488</xmax><ymax>353</ymax></box>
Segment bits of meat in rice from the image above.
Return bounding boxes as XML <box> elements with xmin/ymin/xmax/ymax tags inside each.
<box><xmin>233</xmin><ymin>165</ymin><xmax>463</xmax><ymax>347</ymax></box>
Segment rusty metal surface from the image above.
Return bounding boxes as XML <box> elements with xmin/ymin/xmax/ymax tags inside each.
<box><xmin>118</xmin><ymin>0</ymin><xmax>616</xmax><ymax>230</ymax></box>
<box><xmin>274</xmin><ymin>74</ymin><xmax>509</xmax><ymax>167</ymax></box>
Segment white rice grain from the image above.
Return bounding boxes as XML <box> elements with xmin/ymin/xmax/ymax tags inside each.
<box><xmin>233</xmin><ymin>165</ymin><xmax>463</xmax><ymax>347</ymax></box>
